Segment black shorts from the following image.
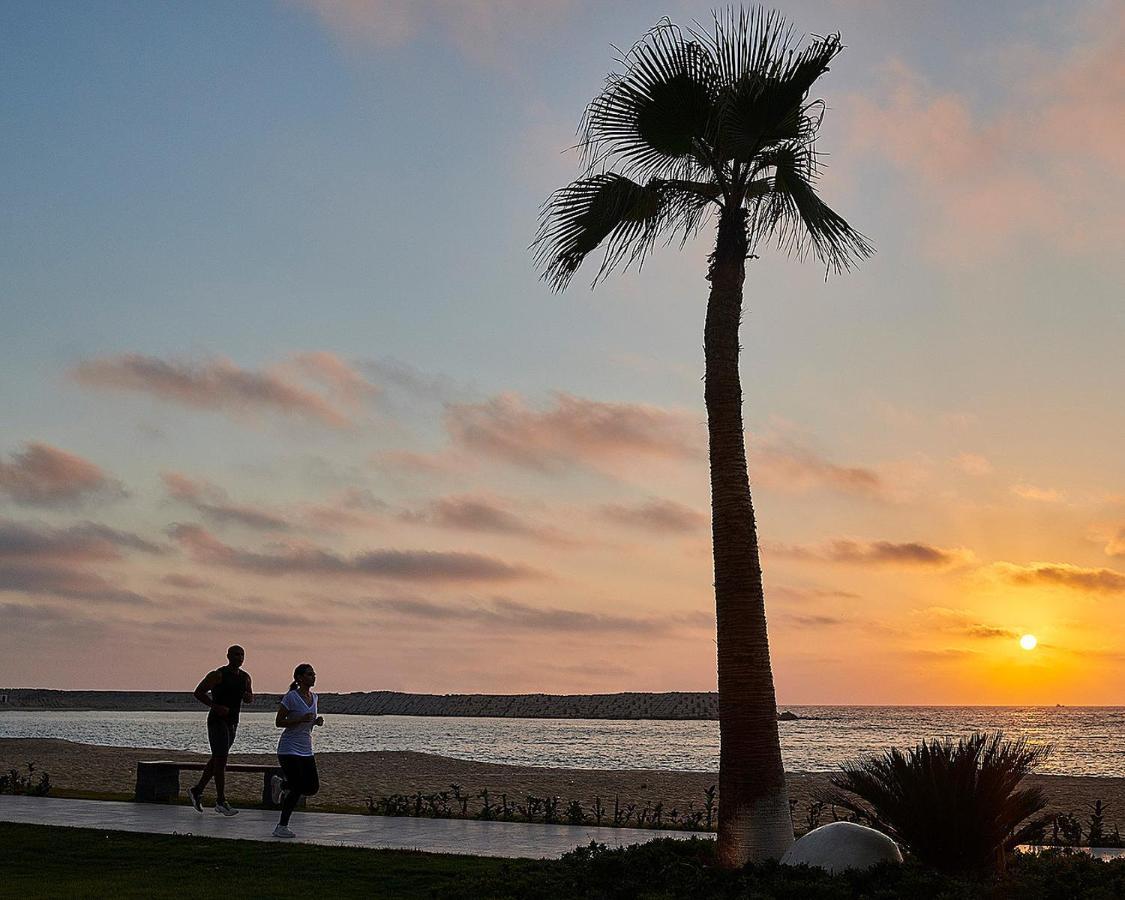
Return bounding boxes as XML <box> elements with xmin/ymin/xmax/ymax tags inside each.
<box><xmin>278</xmin><ymin>754</ymin><xmax>319</xmax><ymax>796</ymax></box>
<box><xmin>207</xmin><ymin>717</ymin><xmax>237</xmax><ymax>757</ymax></box>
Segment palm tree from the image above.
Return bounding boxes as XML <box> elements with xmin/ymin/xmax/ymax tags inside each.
<box><xmin>533</xmin><ymin>8</ymin><xmax>872</xmax><ymax>867</ymax></box>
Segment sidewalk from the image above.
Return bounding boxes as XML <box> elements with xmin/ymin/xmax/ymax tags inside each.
<box><xmin>0</xmin><ymin>795</ymin><xmax>711</xmax><ymax>859</ymax></box>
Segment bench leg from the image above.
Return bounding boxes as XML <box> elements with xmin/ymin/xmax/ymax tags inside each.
<box><xmin>135</xmin><ymin>764</ymin><xmax>180</xmax><ymax>803</ymax></box>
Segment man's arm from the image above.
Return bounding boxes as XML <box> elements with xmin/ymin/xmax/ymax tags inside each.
<box><xmin>242</xmin><ymin>671</ymin><xmax>254</xmax><ymax>704</ymax></box>
<box><xmin>193</xmin><ymin>671</ymin><xmax>224</xmax><ymax>713</ymax></box>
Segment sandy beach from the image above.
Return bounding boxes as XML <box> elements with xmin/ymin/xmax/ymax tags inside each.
<box><xmin>3</xmin><ymin>738</ymin><xmax>1122</xmax><ymax>832</ymax></box>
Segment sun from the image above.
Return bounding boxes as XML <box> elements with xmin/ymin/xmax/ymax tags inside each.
<box><xmin>1019</xmin><ymin>634</ymin><xmax>1038</xmax><ymax>651</ymax></box>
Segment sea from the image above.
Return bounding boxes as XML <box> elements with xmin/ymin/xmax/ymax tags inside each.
<box><xmin>3</xmin><ymin>706</ymin><xmax>1123</xmax><ymax>777</ymax></box>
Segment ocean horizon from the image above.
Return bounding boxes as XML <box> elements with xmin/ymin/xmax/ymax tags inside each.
<box><xmin>4</xmin><ymin>705</ymin><xmax>1123</xmax><ymax>778</ymax></box>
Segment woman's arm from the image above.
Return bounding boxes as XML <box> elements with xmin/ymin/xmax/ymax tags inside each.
<box><xmin>275</xmin><ymin>702</ymin><xmax>315</xmax><ymax>729</ymax></box>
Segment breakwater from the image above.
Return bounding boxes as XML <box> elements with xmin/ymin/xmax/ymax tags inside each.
<box><xmin>0</xmin><ymin>689</ymin><xmax>782</xmax><ymax>720</ymax></box>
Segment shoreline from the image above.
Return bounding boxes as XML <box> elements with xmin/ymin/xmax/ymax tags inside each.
<box><xmin>4</xmin><ymin>738</ymin><xmax>1123</xmax><ymax>833</ymax></box>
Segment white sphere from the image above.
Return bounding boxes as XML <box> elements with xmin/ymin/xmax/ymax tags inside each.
<box><xmin>780</xmin><ymin>821</ymin><xmax>903</xmax><ymax>874</ymax></box>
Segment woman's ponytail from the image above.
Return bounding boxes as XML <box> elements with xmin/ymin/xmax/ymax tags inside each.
<box><xmin>289</xmin><ymin>663</ymin><xmax>314</xmax><ymax>692</ymax></box>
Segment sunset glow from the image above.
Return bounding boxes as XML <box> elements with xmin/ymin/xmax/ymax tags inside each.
<box><xmin>2</xmin><ymin>1</ymin><xmax>1123</xmax><ymax>706</ymax></box>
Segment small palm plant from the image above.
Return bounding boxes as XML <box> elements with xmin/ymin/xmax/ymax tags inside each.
<box><xmin>822</xmin><ymin>732</ymin><xmax>1052</xmax><ymax>874</ymax></box>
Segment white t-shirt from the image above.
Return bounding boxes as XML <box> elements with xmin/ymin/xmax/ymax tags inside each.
<box><xmin>277</xmin><ymin>689</ymin><xmax>317</xmax><ymax>757</ymax></box>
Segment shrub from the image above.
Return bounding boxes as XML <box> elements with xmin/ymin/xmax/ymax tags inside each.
<box><xmin>821</xmin><ymin>731</ymin><xmax>1050</xmax><ymax>874</ymax></box>
<box><xmin>0</xmin><ymin>763</ymin><xmax>50</xmax><ymax>797</ymax></box>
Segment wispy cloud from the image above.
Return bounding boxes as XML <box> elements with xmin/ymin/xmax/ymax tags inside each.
<box><xmin>71</xmin><ymin>353</ymin><xmax>365</xmax><ymax>429</ymax></box>
<box><xmin>361</xmin><ymin>358</ymin><xmax>472</xmax><ymax>405</ymax></box>
<box><xmin>162</xmin><ymin>472</ymin><xmax>291</xmax><ymax>532</ymax></box>
<box><xmin>1011</xmin><ymin>483</ymin><xmax>1066</xmax><ymax>503</ymax></box>
<box><xmin>356</xmin><ymin>594</ymin><xmax>709</xmax><ymax>635</ymax></box>
<box><xmin>400</xmin><ymin>494</ymin><xmax>572</xmax><ymax>545</ymax></box>
<box><xmin>991</xmin><ymin>561</ymin><xmax>1125</xmax><ymax>595</ymax></box>
<box><xmin>0</xmin><ymin>519</ymin><xmax>164</xmax><ymax>562</ymax></box>
<box><xmin>1104</xmin><ymin>527</ymin><xmax>1125</xmax><ymax>558</ymax></box>
<box><xmin>302</xmin><ymin>488</ymin><xmax>389</xmax><ymax>533</ymax></box>
<box><xmin>843</xmin><ymin>5</ymin><xmax>1125</xmax><ymax>263</ymax></box>
<box><xmin>160</xmin><ymin>573</ymin><xmax>212</xmax><ymax>590</ymax></box>
<box><xmin>953</xmin><ymin>453</ymin><xmax>993</xmax><ymax>476</ymax></box>
<box><xmin>289</xmin><ymin>351</ymin><xmax>380</xmax><ymax>405</ymax></box>
<box><xmin>0</xmin><ymin>561</ymin><xmax>150</xmax><ymax>606</ymax></box>
<box><xmin>598</xmin><ymin>497</ymin><xmax>708</xmax><ymax>535</ymax></box>
<box><xmin>444</xmin><ymin>392</ymin><xmax>703</xmax><ymax>472</ymax></box>
<box><xmin>294</xmin><ymin>0</ymin><xmax>577</xmax><ymax>66</ymax></box>
<box><xmin>751</xmin><ymin>436</ymin><xmax>883</xmax><ymax>498</ymax></box>
<box><xmin>169</xmin><ymin>523</ymin><xmax>542</xmax><ymax>583</ymax></box>
<box><xmin>0</xmin><ymin>443</ymin><xmax>125</xmax><ymax>508</ymax></box>
<box><xmin>916</xmin><ymin>606</ymin><xmax>1019</xmax><ymax>640</ymax></box>
<box><xmin>770</xmin><ymin>538</ymin><xmax>976</xmax><ymax>570</ymax></box>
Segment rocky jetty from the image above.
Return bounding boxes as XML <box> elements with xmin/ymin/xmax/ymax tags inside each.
<box><xmin>0</xmin><ymin>688</ymin><xmax>801</xmax><ymax>722</ymax></box>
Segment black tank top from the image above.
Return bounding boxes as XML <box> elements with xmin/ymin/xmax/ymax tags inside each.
<box><xmin>209</xmin><ymin>666</ymin><xmax>245</xmax><ymax>723</ymax></box>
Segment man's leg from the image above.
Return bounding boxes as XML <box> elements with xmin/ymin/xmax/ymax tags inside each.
<box><xmin>214</xmin><ymin>755</ymin><xmax>228</xmax><ymax>805</ymax></box>
<box><xmin>194</xmin><ymin>758</ymin><xmax>215</xmax><ymax>794</ymax></box>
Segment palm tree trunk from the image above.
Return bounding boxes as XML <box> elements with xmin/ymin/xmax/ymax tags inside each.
<box><xmin>705</xmin><ymin>206</ymin><xmax>793</xmax><ymax>867</ymax></box>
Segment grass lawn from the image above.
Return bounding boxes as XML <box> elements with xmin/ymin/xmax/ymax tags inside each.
<box><xmin>0</xmin><ymin>822</ymin><xmax>537</xmax><ymax>899</ymax></box>
<box><xmin>5</xmin><ymin>822</ymin><xmax>1125</xmax><ymax>899</ymax></box>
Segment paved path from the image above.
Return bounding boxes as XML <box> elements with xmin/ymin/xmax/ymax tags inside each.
<box><xmin>0</xmin><ymin>796</ymin><xmax>710</xmax><ymax>859</ymax></box>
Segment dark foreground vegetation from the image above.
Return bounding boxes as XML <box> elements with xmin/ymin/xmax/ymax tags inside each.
<box><xmin>4</xmin><ymin>824</ymin><xmax>1124</xmax><ymax>900</ymax></box>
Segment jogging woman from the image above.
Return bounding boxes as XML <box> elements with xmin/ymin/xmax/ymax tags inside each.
<box><xmin>272</xmin><ymin>662</ymin><xmax>322</xmax><ymax>838</ymax></box>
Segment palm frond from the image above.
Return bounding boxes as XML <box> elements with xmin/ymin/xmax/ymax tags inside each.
<box><xmin>532</xmin><ymin>174</ymin><xmax>712</xmax><ymax>291</ymax></box>
<box><xmin>695</xmin><ymin>7</ymin><xmax>843</xmax><ymax>164</ymax></box>
<box><xmin>750</xmin><ymin>141</ymin><xmax>873</xmax><ymax>273</ymax></box>
<box><xmin>581</xmin><ymin>20</ymin><xmax>718</xmax><ymax>182</ymax></box>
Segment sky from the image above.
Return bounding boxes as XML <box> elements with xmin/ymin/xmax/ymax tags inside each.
<box><xmin>1</xmin><ymin>0</ymin><xmax>1122</xmax><ymax>703</ymax></box>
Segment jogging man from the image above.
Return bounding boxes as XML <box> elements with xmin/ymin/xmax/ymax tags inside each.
<box><xmin>188</xmin><ymin>644</ymin><xmax>253</xmax><ymax>815</ymax></box>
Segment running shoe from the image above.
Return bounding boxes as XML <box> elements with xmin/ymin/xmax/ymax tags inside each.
<box><xmin>187</xmin><ymin>785</ymin><xmax>203</xmax><ymax>813</ymax></box>
<box><xmin>270</xmin><ymin>775</ymin><xmax>286</xmax><ymax>806</ymax></box>
<box><xmin>272</xmin><ymin>825</ymin><xmax>295</xmax><ymax>838</ymax></box>
<box><xmin>214</xmin><ymin>802</ymin><xmax>239</xmax><ymax>816</ymax></box>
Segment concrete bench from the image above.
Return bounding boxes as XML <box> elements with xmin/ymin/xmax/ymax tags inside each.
<box><xmin>135</xmin><ymin>760</ymin><xmax>286</xmax><ymax>808</ymax></box>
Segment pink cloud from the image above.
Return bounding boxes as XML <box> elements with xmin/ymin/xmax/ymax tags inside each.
<box><xmin>162</xmin><ymin>472</ymin><xmax>292</xmax><ymax>532</ymax></box>
<box><xmin>294</xmin><ymin>0</ymin><xmax>577</xmax><ymax>65</ymax></box>
<box><xmin>301</xmin><ymin>488</ymin><xmax>389</xmax><ymax>533</ymax></box>
<box><xmin>444</xmin><ymin>392</ymin><xmax>703</xmax><ymax>472</ymax></box>
<box><xmin>1105</xmin><ymin>527</ymin><xmax>1125</xmax><ymax>558</ymax></box>
<box><xmin>400</xmin><ymin>494</ymin><xmax>573</xmax><ymax>545</ymax></box>
<box><xmin>770</xmin><ymin>538</ymin><xmax>976</xmax><ymax>570</ymax></box>
<box><xmin>843</xmin><ymin>6</ymin><xmax>1125</xmax><ymax>262</ymax></box>
<box><xmin>0</xmin><ymin>443</ymin><xmax>125</xmax><ymax>508</ymax></box>
<box><xmin>0</xmin><ymin>519</ymin><xmax>164</xmax><ymax>563</ymax></box>
<box><xmin>289</xmin><ymin>351</ymin><xmax>380</xmax><ymax>405</ymax></box>
<box><xmin>599</xmin><ymin>497</ymin><xmax>708</xmax><ymax>535</ymax></box>
<box><xmin>750</xmin><ymin>436</ymin><xmax>883</xmax><ymax>498</ymax></box>
<box><xmin>71</xmin><ymin>353</ymin><xmax>353</xmax><ymax>428</ymax></box>
<box><xmin>357</xmin><ymin>595</ymin><xmax>709</xmax><ymax>635</ymax></box>
<box><xmin>0</xmin><ymin>561</ymin><xmax>149</xmax><ymax>606</ymax></box>
<box><xmin>1011</xmin><ymin>483</ymin><xmax>1066</xmax><ymax>503</ymax></box>
<box><xmin>169</xmin><ymin>523</ymin><xmax>541</xmax><ymax>583</ymax></box>
<box><xmin>953</xmin><ymin>453</ymin><xmax>993</xmax><ymax>476</ymax></box>
<box><xmin>992</xmin><ymin>561</ymin><xmax>1125</xmax><ymax>595</ymax></box>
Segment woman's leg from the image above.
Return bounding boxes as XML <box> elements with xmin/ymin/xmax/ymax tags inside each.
<box><xmin>277</xmin><ymin>755</ymin><xmax>303</xmax><ymax>827</ymax></box>
<box><xmin>304</xmin><ymin>757</ymin><xmax>319</xmax><ymax>797</ymax></box>
<box><xmin>279</xmin><ymin>783</ymin><xmax>301</xmax><ymax>826</ymax></box>
<box><xmin>279</xmin><ymin>756</ymin><xmax>318</xmax><ymax>827</ymax></box>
